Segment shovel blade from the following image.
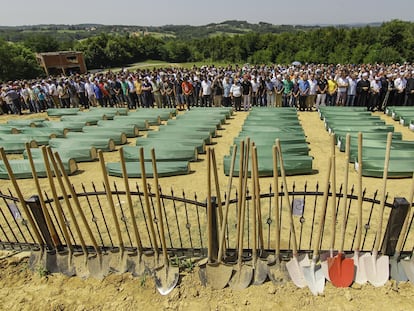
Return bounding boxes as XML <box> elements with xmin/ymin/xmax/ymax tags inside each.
<box><xmin>228</xmin><ymin>265</ymin><xmax>253</xmax><ymax>290</ymax></box>
<box><xmin>155</xmin><ymin>265</ymin><xmax>180</xmax><ymax>295</ymax></box>
<box><xmin>252</xmin><ymin>260</ymin><xmax>268</xmax><ymax>285</ymax></box>
<box><xmin>206</xmin><ymin>263</ymin><xmax>233</xmax><ymax>289</ymax></box>
<box><xmin>108</xmin><ymin>252</ymin><xmax>130</xmax><ymax>274</ymax></box>
<box><xmin>354</xmin><ymin>252</ymin><xmax>369</xmax><ymax>285</ymax></box>
<box><xmin>268</xmin><ymin>261</ymin><xmax>289</xmax><ymax>285</ymax></box>
<box><xmin>400</xmin><ymin>259</ymin><xmax>414</xmax><ymax>284</ymax></box>
<box><xmin>71</xmin><ymin>254</ymin><xmax>90</xmax><ymax>279</ymax></box>
<box><xmin>88</xmin><ymin>254</ymin><xmax>111</xmax><ymax>280</ymax></box>
<box><xmin>320</xmin><ymin>260</ymin><xmax>331</xmax><ymax>282</ymax></box>
<box><xmin>127</xmin><ymin>254</ymin><xmax>147</xmax><ymax>277</ymax></box>
<box><xmin>364</xmin><ymin>254</ymin><xmax>389</xmax><ymax>287</ymax></box>
<box><xmin>286</xmin><ymin>257</ymin><xmax>307</xmax><ymax>288</ymax></box>
<box><xmin>303</xmin><ymin>264</ymin><xmax>325</xmax><ymax>296</ymax></box>
<box><xmin>329</xmin><ymin>254</ymin><xmax>355</xmax><ymax>287</ymax></box>
<box><xmin>390</xmin><ymin>257</ymin><xmax>409</xmax><ymax>283</ymax></box>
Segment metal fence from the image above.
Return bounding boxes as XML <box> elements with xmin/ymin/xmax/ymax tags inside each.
<box><xmin>0</xmin><ymin>180</ymin><xmax>411</xmax><ymax>260</ymax></box>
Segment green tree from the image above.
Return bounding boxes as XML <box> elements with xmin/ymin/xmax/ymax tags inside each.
<box><xmin>23</xmin><ymin>34</ymin><xmax>60</xmax><ymax>52</ymax></box>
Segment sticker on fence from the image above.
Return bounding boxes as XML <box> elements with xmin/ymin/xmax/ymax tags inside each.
<box><xmin>292</xmin><ymin>198</ymin><xmax>304</xmax><ymax>216</ymax></box>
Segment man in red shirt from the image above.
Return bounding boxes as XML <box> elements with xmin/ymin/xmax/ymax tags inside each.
<box><xmin>181</xmin><ymin>76</ymin><xmax>193</xmax><ymax>110</ymax></box>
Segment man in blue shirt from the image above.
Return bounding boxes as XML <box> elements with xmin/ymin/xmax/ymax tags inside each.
<box><xmin>298</xmin><ymin>73</ymin><xmax>310</xmax><ymax>111</ymax></box>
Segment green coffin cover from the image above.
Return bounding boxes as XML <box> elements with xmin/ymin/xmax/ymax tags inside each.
<box><xmin>49</xmin><ymin>137</ymin><xmax>115</xmax><ymax>152</ymax></box>
<box><xmin>7</xmin><ymin>118</ymin><xmax>47</xmax><ymax>127</ymax></box>
<box><xmin>113</xmin><ymin>115</ymin><xmax>159</xmax><ymax>126</ymax></box>
<box><xmin>329</xmin><ymin>125</ymin><xmax>394</xmax><ymax>134</ymax></box>
<box><xmin>80</xmin><ymin>110</ymin><xmax>117</xmax><ymax>120</ymax></box>
<box><xmin>336</xmin><ymin>132</ymin><xmax>403</xmax><ymax>152</ymax></box>
<box><xmin>349</xmin><ymin>144</ymin><xmax>414</xmax><ymax>163</ymax></box>
<box><xmin>61</xmin><ymin>115</ymin><xmax>105</xmax><ymax>125</ymax></box>
<box><xmin>157</xmin><ymin>124</ymin><xmax>217</xmax><ymax>137</ymax></box>
<box><xmin>41</xmin><ymin>121</ymin><xmax>87</xmax><ymax>132</ymax></box>
<box><xmin>0</xmin><ymin>158</ymin><xmax>75</xmax><ymax>179</ymax></box>
<box><xmin>46</xmin><ymin>108</ymin><xmax>80</xmax><ymax>116</ymax></box>
<box><xmin>189</xmin><ymin>107</ymin><xmax>233</xmax><ymax>118</ymax></box>
<box><xmin>95</xmin><ymin>123</ymin><xmax>139</xmax><ymax>137</ymax></box>
<box><xmin>355</xmin><ymin>158</ymin><xmax>414</xmax><ymax>178</ymax></box>
<box><xmin>136</xmin><ymin>138</ymin><xmax>205</xmax><ymax>154</ymax></box>
<box><xmin>223</xmin><ymin>154</ymin><xmax>313</xmax><ymax>177</ymax></box>
<box><xmin>166</xmin><ymin>118</ymin><xmax>223</xmax><ymax>129</ymax></box>
<box><xmin>233</xmin><ymin>137</ymin><xmax>308</xmax><ymax>150</ymax></box>
<box><xmin>129</xmin><ymin>110</ymin><xmax>173</xmax><ymax>121</ymax></box>
<box><xmin>89</xmin><ymin>107</ymin><xmax>129</xmax><ymax>115</ymax></box>
<box><xmin>176</xmin><ymin>114</ymin><xmax>226</xmax><ymax>125</ymax></box>
<box><xmin>98</xmin><ymin>119</ymin><xmax>148</xmax><ymax>130</ymax></box>
<box><xmin>0</xmin><ymin>141</ymin><xmax>37</xmax><ymax>154</ymax></box>
<box><xmin>229</xmin><ymin>143</ymin><xmax>309</xmax><ymax>156</ymax></box>
<box><xmin>146</xmin><ymin>130</ymin><xmax>212</xmax><ymax>144</ymax></box>
<box><xmin>121</xmin><ymin>145</ymin><xmax>197</xmax><ymax>162</ymax></box>
<box><xmin>20</xmin><ymin>127</ymin><xmax>67</xmax><ymax>138</ymax></box>
<box><xmin>24</xmin><ymin>146</ymin><xmax>97</xmax><ymax>163</ymax></box>
<box><xmin>66</xmin><ymin>132</ymin><xmax>127</xmax><ymax>145</ymax></box>
<box><xmin>106</xmin><ymin>161</ymin><xmax>190</xmax><ymax>178</ymax></box>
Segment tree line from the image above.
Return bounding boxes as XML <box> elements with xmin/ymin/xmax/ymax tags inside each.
<box><xmin>0</xmin><ymin>20</ymin><xmax>413</xmax><ymax>81</ymax></box>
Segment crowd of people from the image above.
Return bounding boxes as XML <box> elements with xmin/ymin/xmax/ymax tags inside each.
<box><xmin>1</xmin><ymin>62</ymin><xmax>414</xmax><ymax>115</ymax></box>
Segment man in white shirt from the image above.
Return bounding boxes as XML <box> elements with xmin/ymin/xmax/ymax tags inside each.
<box><xmin>347</xmin><ymin>73</ymin><xmax>357</xmax><ymax>106</ymax></box>
<box><xmin>200</xmin><ymin>76</ymin><xmax>212</xmax><ymax>107</ymax></box>
<box><xmin>336</xmin><ymin>70</ymin><xmax>349</xmax><ymax>106</ymax></box>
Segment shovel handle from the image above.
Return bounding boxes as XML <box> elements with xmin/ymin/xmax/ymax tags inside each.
<box><xmin>373</xmin><ymin>132</ymin><xmax>392</xmax><ymax>252</ymax></box>
<box><xmin>207</xmin><ymin>148</ymin><xmax>213</xmax><ymax>263</ymax></box>
<box><xmin>355</xmin><ymin>132</ymin><xmax>363</xmax><ymax>251</ymax></box>
<box><xmin>329</xmin><ymin>134</ymin><xmax>337</xmax><ymax>254</ymax></box>
<box><xmin>339</xmin><ymin>134</ymin><xmax>350</xmax><ymax>253</ymax></box>
<box><xmin>272</xmin><ymin>145</ymin><xmax>280</xmax><ymax>258</ymax></box>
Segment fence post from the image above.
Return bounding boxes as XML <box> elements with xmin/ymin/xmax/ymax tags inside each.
<box><xmin>381</xmin><ymin>197</ymin><xmax>410</xmax><ymax>255</ymax></box>
<box><xmin>25</xmin><ymin>195</ymin><xmax>61</xmax><ymax>250</ymax></box>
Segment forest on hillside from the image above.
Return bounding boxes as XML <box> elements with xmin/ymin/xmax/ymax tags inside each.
<box><xmin>0</xmin><ymin>20</ymin><xmax>412</xmax><ymax>81</ymax></box>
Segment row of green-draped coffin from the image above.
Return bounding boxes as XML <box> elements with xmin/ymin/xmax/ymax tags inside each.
<box><xmin>46</xmin><ymin>108</ymin><xmax>80</xmax><ymax>116</ymax></box>
<box><xmin>0</xmin><ymin>133</ymin><xmax>52</xmax><ymax>146</ymax></box>
<box><xmin>355</xmin><ymin>157</ymin><xmax>414</xmax><ymax>178</ymax></box>
<box><xmin>121</xmin><ymin>146</ymin><xmax>197</xmax><ymax>162</ymax></box>
<box><xmin>65</xmin><ymin>131</ymin><xmax>127</xmax><ymax>145</ymax></box>
<box><xmin>114</xmin><ymin>114</ymin><xmax>160</xmax><ymax>126</ymax></box>
<box><xmin>97</xmin><ymin>119</ymin><xmax>149</xmax><ymax>130</ymax></box>
<box><xmin>49</xmin><ymin>137</ymin><xmax>116</xmax><ymax>152</ymax></box>
<box><xmin>105</xmin><ymin>161</ymin><xmax>190</xmax><ymax>178</ymax></box>
<box><xmin>60</xmin><ymin>115</ymin><xmax>107</xmax><ymax>125</ymax></box>
<box><xmin>223</xmin><ymin>153</ymin><xmax>313</xmax><ymax>177</ymax></box>
<box><xmin>6</xmin><ymin>118</ymin><xmax>47</xmax><ymax>127</ymax></box>
<box><xmin>0</xmin><ymin>157</ymin><xmax>77</xmax><ymax>179</ymax></box>
<box><xmin>129</xmin><ymin>109</ymin><xmax>174</xmax><ymax>122</ymax></box>
<box><xmin>136</xmin><ymin>137</ymin><xmax>205</xmax><ymax>154</ymax></box>
<box><xmin>24</xmin><ymin>147</ymin><xmax>97</xmax><ymax>163</ymax></box>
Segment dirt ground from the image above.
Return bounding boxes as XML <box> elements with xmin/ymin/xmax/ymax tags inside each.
<box><xmin>1</xmin><ymin>108</ymin><xmax>414</xmax><ymax>310</ymax></box>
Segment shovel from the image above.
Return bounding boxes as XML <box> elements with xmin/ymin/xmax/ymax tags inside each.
<box><xmin>41</xmin><ymin>146</ymin><xmax>76</xmax><ymax>276</ymax></box>
<box><xmin>392</xmin><ymin>172</ymin><xmax>414</xmax><ymax>282</ymax></box>
<box><xmin>354</xmin><ymin>132</ymin><xmax>369</xmax><ymax>285</ymax></box>
<box><xmin>268</xmin><ymin>145</ymin><xmax>289</xmax><ymax>284</ymax></box>
<box><xmin>302</xmin><ymin>154</ymin><xmax>332</xmax><ymax>296</ymax></box>
<box><xmin>228</xmin><ymin>139</ymin><xmax>253</xmax><ymax>290</ymax></box>
<box><xmin>205</xmin><ymin>145</ymin><xmax>237</xmax><ymax>290</ymax></box>
<box><xmin>251</xmin><ymin>144</ymin><xmax>268</xmax><ymax>285</ymax></box>
<box><xmin>119</xmin><ymin>147</ymin><xmax>148</xmax><ymax>277</ymax></box>
<box><xmin>151</xmin><ymin>148</ymin><xmax>179</xmax><ymax>295</ymax></box>
<box><xmin>276</xmin><ymin>139</ymin><xmax>307</xmax><ymax>288</ymax></box>
<box><xmin>52</xmin><ymin>151</ymin><xmax>108</xmax><ymax>279</ymax></box>
<box><xmin>328</xmin><ymin>134</ymin><xmax>355</xmax><ymax>287</ymax></box>
<box><xmin>0</xmin><ymin>148</ymin><xmax>45</xmax><ymax>267</ymax></box>
<box><xmin>25</xmin><ymin>144</ymin><xmax>64</xmax><ymax>275</ymax></box>
<box><xmin>363</xmin><ymin>132</ymin><xmax>392</xmax><ymax>287</ymax></box>
<box><xmin>321</xmin><ymin>134</ymin><xmax>337</xmax><ymax>282</ymax></box>
<box><xmin>98</xmin><ymin>150</ymin><xmax>129</xmax><ymax>274</ymax></box>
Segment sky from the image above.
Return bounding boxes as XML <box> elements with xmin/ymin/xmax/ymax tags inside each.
<box><xmin>0</xmin><ymin>0</ymin><xmax>413</xmax><ymax>26</ymax></box>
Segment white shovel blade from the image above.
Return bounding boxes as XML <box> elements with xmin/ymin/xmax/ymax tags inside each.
<box><xmin>390</xmin><ymin>256</ymin><xmax>409</xmax><ymax>282</ymax></box>
<box><xmin>400</xmin><ymin>259</ymin><xmax>414</xmax><ymax>284</ymax></box>
<box><xmin>363</xmin><ymin>254</ymin><xmax>389</xmax><ymax>287</ymax></box>
<box><xmin>354</xmin><ymin>252</ymin><xmax>369</xmax><ymax>285</ymax></box>
<box><xmin>320</xmin><ymin>260</ymin><xmax>331</xmax><ymax>282</ymax></box>
<box><xmin>302</xmin><ymin>263</ymin><xmax>325</xmax><ymax>296</ymax></box>
<box><xmin>286</xmin><ymin>256</ymin><xmax>307</xmax><ymax>288</ymax></box>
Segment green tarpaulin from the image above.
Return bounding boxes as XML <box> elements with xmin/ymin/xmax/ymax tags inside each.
<box><xmin>66</xmin><ymin>131</ymin><xmax>127</xmax><ymax>145</ymax></box>
<box><xmin>147</xmin><ymin>129</ymin><xmax>212</xmax><ymax>144</ymax></box>
<box><xmin>136</xmin><ymin>138</ymin><xmax>205</xmax><ymax>154</ymax></box>
<box><xmin>7</xmin><ymin>119</ymin><xmax>46</xmax><ymax>127</ymax></box>
<box><xmin>49</xmin><ymin>137</ymin><xmax>116</xmax><ymax>152</ymax></box>
<box><xmin>24</xmin><ymin>146</ymin><xmax>97</xmax><ymax>163</ymax></box>
<box><xmin>20</xmin><ymin>127</ymin><xmax>67</xmax><ymax>138</ymax></box>
<box><xmin>40</xmin><ymin>121</ymin><xmax>88</xmax><ymax>132</ymax></box>
<box><xmin>0</xmin><ymin>133</ymin><xmax>52</xmax><ymax>145</ymax></box>
<box><xmin>106</xmin><ymin>161</ymin><xmax>190</xmax><ymax>178</ymax></box>
<box><xmin>121</xmin><ymin>145</ymin><xmax>197</xmax><ymax>162</ymax></box>
<box><xmin>113</xmin><ymin>115</ymin><xmax>159</xmax><ymax>126</ymax></box>
<box><xmin>0</xmin><ymin>141</ymin><xmax>37</xmax><ymax>154</ymax></box>
<box><xmin>46</xmin><ymin>108</ymin><xmax>80</xmax><ymax>116</ymax></box>
<box><xmin>89</xmin><ymin>107</ymin><xmax>129</xmax><ymax>115</ymax></box>
<box><xmin>355</xmin><ymin>158</ymin><xmax>414</xmax><ymax>178</ymax></box>
<box><xmin>95</xmin><ymin>123</ymin><xmax>139</xmax><ymax>137</ymax></box>
<box><xmin>98</xmin><ymin>119</ymin><xmax>149</xmax><ymax>130</ymax></box>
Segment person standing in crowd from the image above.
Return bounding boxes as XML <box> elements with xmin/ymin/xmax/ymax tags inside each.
<box><xmin>326</xmin><ymin>74</ymin><xmax>338</xmax><ymax>106</ymax></box>
<box><xmin>250</xmin><ymin>75</ymin><xmax>259</xmax><ymax>107</ymax></box>
<box><xmin>174</xmin><ymin>76</ymin><xmax>185</xmax><ymax>110</ymax></box>
<box><xmin>57</xmin><ymin>81</ymin><xmax>70</xmax><ymax>108</ymax></box>
<box><xmin>307</xmin><ymin>72</ymin><xmax>317</xmax><ymax>111</ymax></box>
<box><xmin>347</xmin><ymin>72</ymin><xmax>357</xmax><ymax>107</ymax></box>
<box><xmin>92</xmin><ymin>80</ymin><xmax>103</xmax><ymax>107</ymax></box>
<box><xmin>48</xmin><ymin>79</ymin><xmax>60</xmax><ymax>108</ymax></box>
<box><xmin>241</xmin><ymin>74</ymin><xmax>252</xmax><ymax>111</ymax></box>
<box><xmin>257</xmin><ymin>76</ymin><xmax>266</xmax><ymax>106</ymax></box>
<box><xmin>85</xmin><ymin>78</ymin><xmax>97</xmax><ymax>107</ymax></box>
<box><xmin>165</xmin><ymin>76</ymin><xmax>176</xmax><ymax>108</ymax></box>
<box><xmin>126</xmin><ymin>76</ymin><xmax>138</xmax><ymax>109</ymax></box>
<box><xmin>291</xmin><ymin>75</ymin><xmax>300</xmax><ymax>108</ymax></box>
<box><xmin>222</xmin><ymin>75</ymin><xmax>232</xmax><ymax>107</ymax></box>
<box><xmin>282</xmin><ymin>73</ymin><xmax>293</xmax><ymax>107</ymax></box>
<box><xmin>75</xmin><ymin>77</ymin><xmax>89</xmax><ymax>108</ymax></box>
<box><xmin>151</xmin><ymin>75</ymin><xmax>163</xmax><ymax>108</ymax></box>
<box><xmin>356</xmin><ymin>72</ymin><xmax>370</xmax><ymax>107</ymax></box>
<box><xmin>336</xmin><ymin>70</ymin><xmax>349</xmax><ymax>106</ymax></box>
<box><xmin>192</xmin><ymin>76</ymin><xmax>201</xmax><ymax>107</ymax></box>
<box><xmin>404</xmin><ymin>71</ymin><xmax>414</xmax><ymax>106</ymax></box>
<box><xmin>315</xmin><ymin>71</ymin><xmax>327</xmax><ymax>109</ymax></box>
<box><xmin>141</xmin><ymin>77</ymin><xmax>153</xmax><ymax>108</ymax></box>
<box><xmin>394</xmin><ymin>72</ymin><xmax>406</xmax><ymax>106</ymax></box>
<box><xmin>298</xmin><ymin>73</ymin><xmax>310</xmax><ymax>111</ymax></box>
<box><xmin>211</xmin><ymin>75</ymin><xmax>223</xmax><ymax>107</ymax></box>
<box><xmin>275</xmin><ymin>74</ymin><xmax>284</xmax><ymax>107</ymax></box>
<box><xmin>230</xmin><ymin>77</ymin><xmax>243</xmax><ymax>111</ymax></box>
<box><xmin>200</xmin><ymin>75</ymin><xmax>212</xmax><ymax>107</ymax></box>
<box><xmin>181</xmin><ymin>76</ymin><xmax>193</xmax><ymax>110</ymax></box>
<box><xmin>368</xmin><ymin>76</ymin><xmax>381</xmax><ymax>111</ymax></box>
<box><xmin>6</xmin><ymin>86</ymin><xmax>22</xmax><ymax>114</ymax></box>
<box><xmin>265</xmin><ymin>75</ymin><xmax>275</xmax><ymax>107</ymax></box>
